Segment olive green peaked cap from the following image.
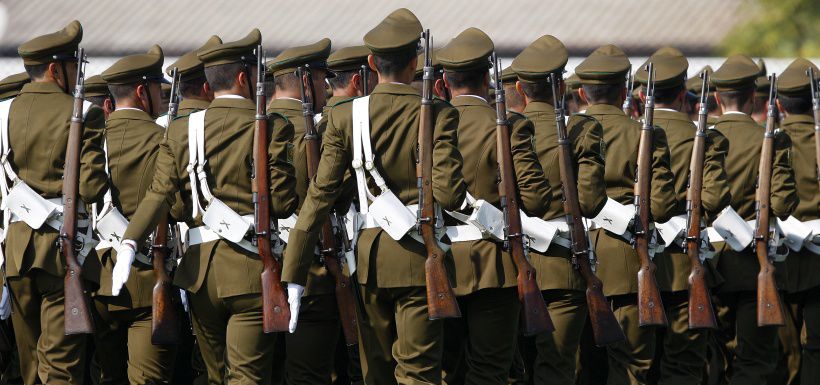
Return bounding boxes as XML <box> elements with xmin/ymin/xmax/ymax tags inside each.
<box><xmin>511</xmin><ymin>35</ymin><xmax>568</xmax><ymax>82</ymax></box>
<box><xmin>18</xmin><ymin>20</ymin><xmax>83</xmax><ymax>65</ymax></box>
<box><xmin>83</xmin><ymin>74</ymin><xmax>109</xmax><ymax>97</ymax></box>
<box><xmin>500</xmin><ymin>66</ymin><xmax>517</xmax><ymax>83</ymax></box>
<box><xmin>167</xmin><ymin>35</ymin><xmax>222</xmax><ymax>80</ymax></box>
<box><xmin>364</xmin><ymin>8</ymin><xmax>422</xmax><ymax>55</ymax></box>
<box><xmin>198</xmin><ymin>29</ymin><xmax>261</xmax><ymax>68</ymax></box>
<box><xmin>575</xmin><ymin>44</ymin><xmax>630</xmax><ymax>85</ymax></box>
<box><xmin>438</xmin><ymin>28</ymin><xmax>493</xmax><ymax>72</ymax></box>
<box><xmin>327</xmin><ymin>45</ymin><xmax>371</xmax><ymax>72</ymax></box>
<box><xmin>268</xmin><ymin>38</ymin><xmax>332</xmax><ymax>77</ymax></box>
<box><xmin>635</xmin><ymin>46</ymin><xmax>688</xmax><ymax>89</ymax></box>
<box><xmin>102</xmin><ymin>45</ymin><xmax>166</xmax><ymax>85</ymax></box>
<box><xmin>0</xmin><ymin>72</ymin><xmax>30</xmax><ymax>100</ymax></box>
<box><xmin>414</xmin><ymin>50</ymin><xmax>440</xmax><ymax>79</ymax></box>
<box><xmin>687</xmin><ymin>65</ymin><xmax>713</xmax><ymax>94</ymax></box>
<box><xmin>565</xmin><ymin>73</ymin><xmax>581</xmax><ymax>91</ymax></box>
<box><xmin>777</xmin><ymin>58</ymin><xmax>819</xmax><ymax>96</ymax></box>
<box><xmin>711</xmin><ymin>54</ymin><xmax>759</xmax><ymax>91</ymax></box>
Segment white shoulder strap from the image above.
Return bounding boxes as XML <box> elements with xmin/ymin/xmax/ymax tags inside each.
<box><xmin>195</xmin><ymin>111</ymin><xmax>214</xmax><ymax>203</ymax></box>
<box><xmin>187</xmin><ymin>110</ymin><xmax>207</xmax><ymax>219</ymax></box>
<box><xmin>0</xmin><ymin>99</ymin><xmax>15</xmax><ymax>219</ymax></box>
<box><xmin>351</xmin><ymin>96</ymin><xmax>391</xmax><ymax>215</ymax></box>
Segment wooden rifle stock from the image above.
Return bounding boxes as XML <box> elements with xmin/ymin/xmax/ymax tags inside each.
<box><xmin>754</xmin><ymin>73</ymin><xmax>785</xmax><ymax>327</ymax></box>
<box><xmin>634</xmin><ymin>63</ymin><xmax>667</xmax><ymax>327</ymax></box>
<box><xmin>418</xmin><ymin>30</ymin><xmax>460</xmax><ymax>320</ymax></box>
<box><xmin>808</xmin><ymin>68</ymin><xmax>820</xmax><ymax>190</ymax></box>
<box><xmin>253</xmin><ymin>46</ymin><xmax>290</xmax><ymax>333</ymax></box>
<box><xmin>549</xmin><ymin>73</ymin><xmax>624</xmax><ymax>345</ymax></box>
<box><xmin>297</xmin><ymin>67</ymin><xmax>359</xmax><ymax>345</ymax></box>
<box><xmin>63</xmin><ymin>48</ymin><xmax>95</xmax><ymax>335</ymax></box>
<box><xmin>684</xmin><ymin>71</ymin><xmax>717</xmax><ymax>329</ymax></box>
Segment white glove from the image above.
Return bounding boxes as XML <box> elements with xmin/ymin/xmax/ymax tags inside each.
<box><xmin>179</xmin><ymin>289</ymin><xmax>189</xmax><ymax>313</ymax></box>
<box><xmin>0</xmin><ymin>285</ymin><xmax>10</xmax><ymax>320</ymax></box>
<box><xmin>286</xmin><ymin>283</ymin><xmax>305</xmax><ymax>333</ymax></box>
<box><xmin>111</xmin><ymin>240</ymin><xmax>137</xmax><ymax>296</ymax></box>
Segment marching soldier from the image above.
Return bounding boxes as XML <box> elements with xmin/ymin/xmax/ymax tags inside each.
<box><xmin>93</xmin><ymin>45</ymin><xmax>177</xmax><ymax>385</ymax></box>
<box><xmin>510</xmin><ymin>35</ymin><xmax>608</xmax><ymax>385</ymax></box>
<box><xmin>500</xmin><ymin>66</ymin><xmax>524</xmax><ymax>113</ymax></box>
<box><xmin>0</xmin><ymin>72</ymin><xmax>30</xmax><ymax>101</ymax></box>
<box><xmin>4</xmin><ymin>20</ymin><xmax>108</xmax><ymax>384</ymax></box>
<box><xmin>324</xmin><ymin>45</ymin><xmax>374</xmax><ymax>111</ymax></box>
<box><xmin>635</xmin><ymin>47</ymin><xmax>731</xmax><ymax>385</ymax></box>
<box><xmin>114</xmin><ymin>29</ymin><xmax>298</xmax><ymax>384</ymax></box>
<box><xmin>576</xmin><ymin>44</ymin><xmax>677</xmax><ymax>384</ymax></box>
<box><xmin>84</xmin><ymin>75</ymin><xmax>115</xmax><ymax>119</ymax></box>
<box><xmin>436</xmin><ymin>28</ymin><xmax>551</xmax><ymax>385</ymax></box>
<box><xmin>281</xmin><ymin>8</ymin><xmax>466</xmax><ymax>384</ymax></box>
<box><xmin>709</xmin><ymin>54</ymin><xmax>797</xmax><ymax>385</ymax></box>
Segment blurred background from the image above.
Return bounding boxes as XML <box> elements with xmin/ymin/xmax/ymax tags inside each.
<box><xmin>0</xmin><ymin>0</ymin><xmax>817</xmax><ymax>78</ymax></box>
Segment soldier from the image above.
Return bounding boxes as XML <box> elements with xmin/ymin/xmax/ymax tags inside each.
<box><xmin>435</xmin><ymin>28</ymin><xmax>551</xmax><ymax>385</ymax></box>
<box><xmin>575</xmin><ymin>44</ymin><xmax>677</xmax><ymax>385</ymax></box>
<box><xmin>114</xmin><ymin>29</ymin><xmax>298</xmax><ymax>384</ymax></box>
<box><xmin>0</xmin><ymin>72</ymin><xmax>30</xmax><ymax>101</ymax></box>
<box><xmin>325</xmin><ymin>45</ymin><xmax>374</xmax><ymax>111</ymax></box>
<box><xmin>500</xmin><ymin>66</ymin><xmax>524</xmax><ymax>113</ymax></box>
<box><xmin>265</xmin><ymin>38</ymin><xmax>341</xmax><ymax>385</ymax></box>
<box><xmin>709</xmin><ymin>54</ymin><xmax>797</xmax><ymax>385</ymax></box>
<box><xmin>411</xmin><ymin>50</ymin><xmax>446</xmax><ymax>98</ymax></box>
<box><xmin>84</xmin><ymin>75</ymin><xmax>115</xmax><ymax>120</ymax></box>
<box><xmin>3</xmin><ymin>20</ymin><xmax>108</xmax><ymax>384</ymax></box>
<box><xmin>774</xmin><ymin>58</ymin><xmax>820</xmax><ymax>385</ymax></box>
<box><xmin>281</xmin><ymin>8</ymin><xmax>466</xmax><ymax>384</ymax></box>
<box><xmin>564</xmin><ymin>74</ymin><xmax>585</xmax><ymax>115</ymax></box>
<box><xmin>510</xmin><ymin>35</ymin><xmax>608</xmax><ymax>385</ymax></box>
<box><xmin>751</xmin><ymin>59</ymin><xmax>769</xmax><ymax>125</ymax></box>
<box><xmin>634</xmin><ymin>47</ymin><xmax>731</xmax><ymax>385</ymax></box>
<box><xmin>91</xmin><ymin>45</ymin><xmax>178</xmax><ymax>385</ymax></box>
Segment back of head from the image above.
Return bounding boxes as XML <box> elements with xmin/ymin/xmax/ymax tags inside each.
<box><xmin>575</xmin><ymin>44</ymin><xmax>630</xmax><ymax>106</ymax></box>
<box><xmin>198</xmin><ymin>29</ymin><xmax>261</xmax><ymax>93</ymax></box>
<box><xmin>511</xmin><ymin>35</ymin><xmax>568</xmax><ymax>104</ymax></box>
<box><xmin>364</xmin><ymin>8</ymin><xmax>423</xmax><ymax>78</ymax></box>
<box><xmin>777</xmin><ymin>57</ymin><xmax>818</xmax><ymax>115</ymax></box>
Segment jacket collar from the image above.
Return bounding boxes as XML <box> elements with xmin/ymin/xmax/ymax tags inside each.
<box><xmin>209</xmin><ymin>96</ymin><xmax>254</xmax><ymax>110</ymax></box>
<box><xmin>268</xmin><ymin>98</ymin><xmax>302</xmax><ymax>112</ymax></box>
<box><xmin>179</xmin><ymin>98</ymin><xmax>211</xmax><ymax>111</ymax></box>
<box><xmin>371</xmin><ymin>82</ymin><xmax>420</xmax><ymax>97</ymax></box>
<box><xmin>523</xmin><ymin>101</ymin><xmax>555</xmax><ymax>115</ymax></box>
<box><xmin>585</xmin><ymin>103</ymin><xmax>626</xmax><ymax>116</ymax></box>
<box><xmin>19</xmin><ymin>81</ymin><xmax>67</xmax><ymax>95</ymax></box>
<box><xmin>716</xmin><ymin>111</ymin><xmax>756</xmax><ymax>124</ymax></box>
<box><xmin>108</xmin><ymin>108</ymin><xmax>154</xmax><ymax>122</ymax></box>
<box><xmin>781</xmin><ymin>114</ymin><xmax>814</xmax><ymax>126</ymax></box>
<box><xmin>451</xmin><ymin>94</ymin><xmax>490</xmax><ymax>108</ymax></box>
<box><xmin>654</xmin><ymin>108</ymin><xmax>690</xmax><ymax>122</ymax></box>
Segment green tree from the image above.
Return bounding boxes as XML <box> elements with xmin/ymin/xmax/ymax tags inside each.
<box><xmin>721</xmin><ymin>0</ymin><xmax>820</xmax><ymax>57</ymax></box>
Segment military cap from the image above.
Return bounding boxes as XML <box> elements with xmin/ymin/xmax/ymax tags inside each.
<box><xmin>686</xmin><ymin>65</ymin><xmax>713</xmax><ymax>94</ymax></box>
<box><xmin>167</xmin><ymin>35</ymin><xmax>222</xmax><ymax>80</ymax></box>
<box><xmin>83</xmin><ymin>75</ymin><xmax>109</xmax><ymax>97</ymax></box>
<box><xmin>565</xmin><ymin>73</ymin><xmax>581</xmax><ymax>91</ymax></box>
<box><xmin>18</xmin><ymin>21</ymin><xmax>83</xmax><ymax>65</ymax></box>
<box><xmin>0</xmin><ymin>72</ymin><xmax>30</xmax><ymax>100</ymax></box>
<box><xmin>635</xmin><ymin>46</ymin><xmax>688</xmax><ymax>89</ymax></box>
<box><xmin>327</xmin><ymin>45</ymin><xmax>371</xmax><ymax>72</ymax></box>
<box><xmin>500</xmin><ymin>66</ymin><xmax>517</xmax><ymax>83</ymax></box>
<box><xmin>711</xmin><ymin>54</ymin><xmax>759</xmax><ymax>91</ymax></box>
<box><xmin>575</xmin><ymin>44</ymin><xmax>631</xmax><ymax>85</ymax></box>
<box><xmin>414</xmin><ymin>50</ymin><xmax>441</xmax><ymax>80</ymax></box>
<box><xmin>268</xmin><ymin>38</ymin><xmax>332</xmax><ymax>77</ymax></box>
<box><xmin>364</xmin><ymin>8</ymin><xmax>422</xmax><ymax>55</ymax></box>
<box><xmin>777</xmin><ymin>58</ymin><xmax>819</xmax><ymax>96</ymax></box>
<box><xmin>438</xmin><ymin>28</ymin><xmax>494</xmax><ymax>72</ymax></box>
<box><xmin>198</xmin><ymin>29</ymin><xmax>260</xmax><ymax>68</ymax></box>
<box><xmin>511</xmin><ymin>35</ymin><xmax>568</xmax><ymax>83</ymax></box>
<box><xmin>102</xmin><ymin>45</ymin><xmax>166</xmax><ymax>85</ymax></box>
<box><xmin>754</xmin><ymin>58</ymin><xmax>770</xmax><ymax>95</ymax></box>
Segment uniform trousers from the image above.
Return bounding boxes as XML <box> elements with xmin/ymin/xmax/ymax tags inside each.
<box><xmin>606</xmin><ymin>294</ymin><xmax>658</xmax><ymax>385</ymax></box>
<box><xmin>657</xmin><ymin>291</ymin><xmax>708</xmax><ymax>385</ymax></box>
<box><xmin>715</xmin><ymin>291</ymin><xmax>780</xmax><ymax>385</ymax></box>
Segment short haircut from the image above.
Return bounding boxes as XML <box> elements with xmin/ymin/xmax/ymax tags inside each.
<box><xmin>372</xmin><ymin>49</ymin><xmax>416</xmax><ymax>77</ymax></box>
<box><xmin>653</xmin><ymin>84</ymin><xmax>684</xmax><ymax>105</ymax></box>
<box><xmin>504</xmin><ymin>83</ymin><xmax>524</xmax><ymax>110</ymax></box>
<box><xmin>582</xmin><ymin>82</ymin><xmax>623</xmax><ymax>105</ymax></box>
<box><xmin>778</xmin><ymin>94</ymin><xmax>812</xmax><ymax>115</ymax></box>
<box><xmin>716</xmin><ymin>86</ymin><xmax>754</xmax><ymax>110</ymax></box>
<box><xmin>520</xmin><ymin>80</ymin><xmax>555</xmax><ymax>103</ymax></box>
<box><xmin>108</xmin><ymin>83</ymin><xmax>139</xmax><ymax>102</ymax></box>
<box><xmin>24</xmin><ymin>63</ymin><xmax>50</xmax><ymax>80</ymax></box>
<box><xmin>328</xmin><ymin>70</ymin><xmax>355</xmax><ymax>90</ymax></box>
<box><xmin>264</xmin><ymin>79</ymin><xmax>275</xmax><ymax>100</ymax></box>
<box><xmin>204</xmin><ymin>62</ymin><xmax>245</xmax><ymax>92</ymax></box>
<box><xmin>274</xmin><ymin>72</ymin><xmax>300</xmax><ymax>92</ymax></box>
<box><xmin>443</xmin><ymin>69</ymin><xmax>486</xmax><ymax>90</ymax></box>
<box><xmin>179</xmin><ymin>77</ymin><xmax>206</xmax><ymax>98</ymax></box>
<box><xmin>705</xmin><ymin>94</ymin><xmax>718</xmax><ymax>113</ymax></box>
<box><xmin>86</xmin><ymin>95</ymin><xmax>108</xmax><ymax>108</ymax></box>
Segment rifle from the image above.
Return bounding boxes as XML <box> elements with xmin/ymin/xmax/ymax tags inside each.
<box><xmin>622</xmin><ymin>65</ymin><xmax>634</xmax><ymax>117</ymax></box>
<box><xmin>62</xmin><ymin>48</ymin><xmax>95</xmax><ymax>335</ymax></box>
<box><xmin>359</xmin><ymin>64</ymin><xmax>370</xmax><ymax>96</ymax></box>
<box><xmin>808</xmin><ymin>68</ymin><xmax>820</xmax><ymax>190</ymax></box>
<box><xmin>492</xmin><ymin>54</ymin><xmax>553</xmax><ymax>335</ymax></box>
<box><xmin>296</xmin><ymin>66</ymin><xmax>359</xmax><ymax>346</ymax></box>
<box><xmin>253</xmin><ymin>45</ymin><xmax>290</xmax><ymax>333</ymax></box>
<box><xmin>634</xmin><ymin>63</ymin><xmax>668</xmax><ymax>327</ymax></box>
<box><xmin>549</xmin><ymin>72</ymin><xmax>625</xmax><ymax>345</ymax></box>
<box><xmin>418</xmin><ymin>30</ymin><xmax>460</xmax><ymax>319</ymax></box>
<box><xmin>151</xmin><ymin>67</ymin><xmax>182</xmax><ymax>345</ymax></box>
<box><xmin>754</xmin><ymin>73</ymin><xmax>786</xmax><ymax>327</ymax></box>
<box><xmin>684</xmin><ymin>70</ymin><xmax>718</xmax><ymax>329</ymax></box>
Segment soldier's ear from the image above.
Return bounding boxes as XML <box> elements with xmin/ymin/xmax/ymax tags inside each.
<box><xmin>350</xmin><ymin>72</ymin><xmax>361</xmax><ymax>92</ymax></box>
<box><xmin>775</xmin><ymin>99</ymin><xmax>785</xmax><ymax>115</ymax></box>
<box><xmin>515</xmin><ymin>81</ymin><xmax>526</xmax><ymax>102</ymax></box>
<box><xmin>202</xmin><ymin>82</ymin><xmax>213</xmax><ymax>99</ymax></box>
<box><xmin>577</xmin><ymin>84</ymin><xmax>589</xmax><ymax>105</ymax></box>
<box><xmin>367</xmin><ymin>55</ymin><xmax>377</xmax><ymax>72</ymax></box>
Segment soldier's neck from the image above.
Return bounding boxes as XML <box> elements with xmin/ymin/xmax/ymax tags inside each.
<box><xmin>655</xmin><ymin>102</ymin><xmax>682</xmax><ymax>112</ymax></box>
<box><xmin>450</xmin><ymin>87</ymin><xmax>487</xmax><ymax>100</ymax></box>
<box><xmin>274</xmin><ymin>88</ymin><xmax>301</xmax><ymax>100</ymax></box>
<box><xmin>377</xmin><ymin>72</ymin><xmax>413</xmax><ymax>86</ymax></box>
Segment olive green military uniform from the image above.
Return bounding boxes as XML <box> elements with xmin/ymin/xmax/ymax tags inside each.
<box><xmin>634</xmin><ymin>48</ymin><xmax>731</xmax><ymax>385</ymax></box>
<box><xmin>0</xmin><ymin>73</ymin><xmax>30</xmax><ymax>101</ymax></box>
<box><xmin>510</xmin><ymin>35</ymin><xmax>608</xmax><ymax>385</ymax></box>
<box><xmin>435</xmin><ymin>29</ymin><xmax>551</xmax><ymax>385</ymax></box>
<box><xmin>89</xmin><ymin>45</ymin><xmax>178</xmax><ymax>385</ymax></box>
<box><xmin>4</xmin><ymin>21</ymin><xmax>108</xmax><ymax>385</ymax></box>
<box><xmin>709</xmin><ymin>54</ymin><xmax>798</xmax><ymax>385</ymax></box>
<box><xmin>266</xmin><ymin>39</ymin><xmax>341</xmax><ymax>385</ymax></box>
<box><xmin>282</xmin><ymin>9</ymin><xmax>467</xmax><ymax>385</ymax></box>
<box><xmin>121</xmin><ymin>30</ymin><xmax>297</xmax><ymax>385</ymax></box>
<box><xmin>577</xmin><ymin>44</ymin><xmax>677</xmax><ymax>385</ymax></box>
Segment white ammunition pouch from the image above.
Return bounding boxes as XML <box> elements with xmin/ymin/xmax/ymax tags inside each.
<box><xmin>445</xmin><ymin>193</ymin><xmax>505</xmax><ymax>243</ymax></box>
<box><xmin>656</xmin><ymin>214</ymin><xmax>688</xmax><ymax>249</ymax></box>
<box><xmin>708</xmin><ymin>206</ymin><xmax>754</xmax><ymax>252</ymax></box>
<box><xmin>155</xmin><ymin>114</ymin><xmax>170</xmax><ymax>129</ymax></box>
<box><xmin>520</xmin><ymin>214</ymin><xmax>559</xmax><ymax>253</ymax></box>
<box><xmin>590</xmin><ymin>197</ymin><xmax>634</xmax><ymax>242</ymax></box>
<box><xmin>4</xmin><ymin>181</ymin><xmax>61</xmax><ymax>229</ymax></box>
<box><xmin>777</xmin><ymin>216</ymin><xmax>816</xmax><ymax>253</ymax></box>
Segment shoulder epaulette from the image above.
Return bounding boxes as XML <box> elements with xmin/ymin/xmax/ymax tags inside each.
<box><xmin>331</xmin><ymin>97</ymin><xmax>356</xmax><ymax>107</ymax></box>
<box><xmin>172</xmin><ymin>112</ymin><xmax>193</xmax><ymax>121</ymax></box>
<box><xmin>267</xmin><ymin>111</ymin><xmax>290</xmax><ymax>124</ymax></box>
<box><xmin>432</xmin><ymin>96</ymin><xmax>453</xmax><ymax>107</ymax></box>
<box><xmin>507</xmin><ymin>110</ymin><xmax>526</xmax><ymax>119</ymax></box>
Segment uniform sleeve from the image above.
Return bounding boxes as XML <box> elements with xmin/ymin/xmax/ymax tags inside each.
<box><xmin>268</xmin><ymin>116</ymin><xmax>298</xmax><ymax>218</ymax></box>
<box><xmin>432</xmin><ymin>103</ymin><xmax>466</xmax><ymax>211</ymax></box>
<box><xmin>79</xmin><ymin>106</ymin><xmax>108</xmax><ymax>206</ymax></box>
<box><xmin>701</xmin><ymin>130</ymin><xmax>731</xmax><ymax>216</ymax></box>
<box><xmin>572</xmin><ymin>117</ymin><xmax>607</xmax><ymax>217</ymax></box>
<box><xmin>123</xmin><ymin>137</ymin><xmax>178</xmax><ymax>242</ymax></box>
<box><xmin>770</xmin><ymin>131</ymin><xmax>798</xmax><ymax>219</ymax></box>
<box><xmin>283</xmin><ymin>107</ymin><xmax>352</xmax><ymax>286</ymax></box>
<box><xmin>510</xmin><ymin>115</ymin><xmax>551</xmax><ymax>217</ymax></box>
<box><xmin>649</xmin><ymin>127</ymin><xmax>677</xmax><ymax>223</ymax></box>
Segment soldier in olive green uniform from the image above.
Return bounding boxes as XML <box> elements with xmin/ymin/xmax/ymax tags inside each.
<box><xmin>500</xmin><ymin>67</ymin><xmax>524</xmax><ymax>114</ymax></box>
<box><xmin>266</xmin><ymin>38</ymin><xmax>342</xmax><ymax>385</ymax></box>
<box><xmin>92</xmin><ymin>45</ymin><xmax>177</xmax><ymax>385</ymax></box>
<box><xmin>709</xmin><ymin>54</ymin><xmax>798</xmax><ymax>385</ymax></box>
<box><xmin>634</xmin><ymin>47</ymin><xmax>731</xmax><ymax>385</ymax></box>
<box><xmin>775</xmin><ymin>58</ymin><xmax>820</xmax><ymax>385</ymax></box>
<box><xmin>282</xmin><ymin>9</ymin><xmax>466</xmax><ymax>385</ymax></box>
<box><xmin>4</xmin><ymin>21</ymin><xmax>108</xmax><ymax>385</ymax></box>
<box><xmin>435</xmin><ymin>28</ymin><xmax>551</xmax><ymax>385</ymax></box>
<box><xmin>411</xmin><ymin>50</ymin><xmax>445</xmax><ymax>98</ymax></box>
<box><xmin>324</xmin><ymin>45</ymin><xmax>374</xmax><ymax>112</ymax></box>
<box><xmin>0</xmin><ymin>73</ymin><xmax>30</xmax><ymax>101</ymax></box>
<box><xmin>84</xmin><ymin>75</ymin><xmax>115</xmax><ymax>120</ymax></box>
<box><xmin>509</xmin><ymin>35</ymin><xmax>608</xmax><ymax>385</ymax></box>
<box><xmin>116</xmin><ymin>30</ymin><xmax>297</xmax><ymax>385</ymax></box>
<box><xmin>575</xmin><ymin>44</ymin><xmax>677</xmax><ymax>385</ymax></box>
